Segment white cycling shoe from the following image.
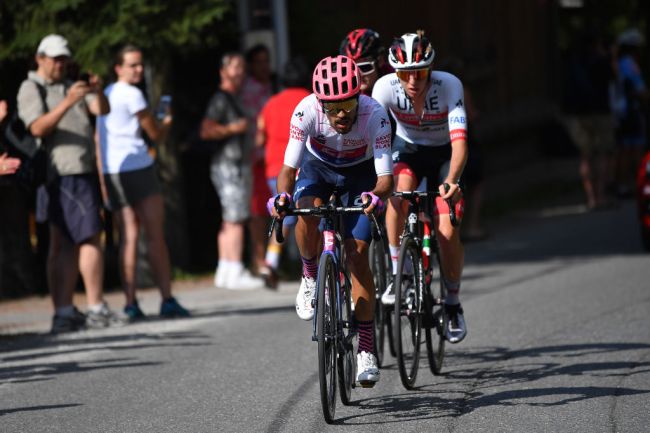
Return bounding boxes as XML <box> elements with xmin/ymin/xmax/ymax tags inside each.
<box><xmin>356</xmin><ymin>351</ymin><xmax>380</xmax><ymax>388</ymax></box>
<box><xmin>381</xmin><ymin>280</ymin><xmax>395</xmax><ymax>305</ymax></box>
<box><xmin>296</xmin><ymin>276</ymin><xmax>316</xmax><ymax>320</ymax></box>
<box><xmin>444</xmin><ymin>303</ymin><xmax>467</xmax><ymax>343</ymax></box>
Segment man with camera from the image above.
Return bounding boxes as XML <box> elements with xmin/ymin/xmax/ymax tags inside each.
<box><xmin>17</xmin><ymin>34</ymin><xmax>117</xmax><ymax>333</ymax></box>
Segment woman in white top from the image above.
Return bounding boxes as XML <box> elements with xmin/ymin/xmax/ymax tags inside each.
<box><xmin>97</xmin><ymin>45</ymin><xmax>188</xmax><ymax>320</ymax></box>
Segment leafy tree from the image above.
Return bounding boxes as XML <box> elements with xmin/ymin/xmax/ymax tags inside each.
<box><xmin>0</xmin><ymin>0</ymin><xmax>240</xmax><ymax>273</ymax></box>
<box><xmin>1</xmin><ymin>0</ymin><xmax>235</xmax><ymax>75</ymax></box>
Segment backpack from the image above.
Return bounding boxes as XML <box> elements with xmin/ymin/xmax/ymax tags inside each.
<box><xmin>189</xmin><ymin>90</ymin><xmax>246</xmax><ymax>156</ymax></box>
<box><xmin>3</xmin><ymin>80</ymin><xmax>48</xmax><ymax>188</ymax></box>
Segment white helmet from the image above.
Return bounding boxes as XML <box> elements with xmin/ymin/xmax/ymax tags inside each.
<box><xmin>388</xmin><ymin>33</ymin><xmax>435</xmax><ymax>70</ymax></box>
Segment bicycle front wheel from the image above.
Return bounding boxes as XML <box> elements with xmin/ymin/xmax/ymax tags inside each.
<box><xmin>317</xmin><ymin>253</ymin><xmax>338</xmax><ymax>424</ymax></box>
<box><xmin>338</xmin><ymin>265</ymin><xmax>354</xmax><ymax>406</ymax></box>
<box><xmin>393</xmin><ymin>235</ymin><xmax>423</xmax><ymax>390</ymax></box>
<box><xmin>369</xmin><ymin>237</ymin><xmax>387</xmax><ymax>367</ymax></box>
<box><xmin>425</xmin><ymin>260</ymin><xmax>447</xmax><ymax>375</ymax></box>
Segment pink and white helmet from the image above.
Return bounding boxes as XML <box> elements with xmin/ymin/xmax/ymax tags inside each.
<box><xmin>312</xmin><ymin>55</ymin><xmax>361</xmax><ymax>101</ymax></box>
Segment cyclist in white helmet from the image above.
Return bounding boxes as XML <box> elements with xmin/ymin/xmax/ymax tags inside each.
<box><xmin>372</xmin><ymin>31</ymin><xmax>468</xmax><ymax>343</ymax></box>
<box><xmin>269</xmin><ymin>55</ymin><xmax>393</xmax><ymax>386</ymax></box>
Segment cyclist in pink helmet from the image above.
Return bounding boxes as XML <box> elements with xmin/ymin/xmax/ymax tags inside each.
<box><xmin>269</xmin><ymin>55</ymin><xmax>394</xmax><ymax>387</ymax></box>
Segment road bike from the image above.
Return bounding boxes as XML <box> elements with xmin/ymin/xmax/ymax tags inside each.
<box><xmin>392</xmin><ymin>190</ymin><xmax>458</xmax><ymax>389</ymax></box>
<box><xmin>270</xmin><ymin>191</ymin><xmax>378</xmax><ymax>423</ymax></box>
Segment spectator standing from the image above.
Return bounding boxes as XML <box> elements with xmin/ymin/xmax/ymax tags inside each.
<box><xmin>96</xmin><ymin>45</ymin><xmax>189</xmax><ymax>320</ymax></box>
<box><xmin>241</xmin><ymin>44</ymin><xmax>274</xmax><ymax>286</ymax></box>
<box><xmin>257</xmin><ymin>58</ymin><xmax>311</xmax><ymax>285</ymax></box>
<box><xmin>16</xmin><ymin>34</ymin><xmax>116</xmax><ymax>333</ymax></box>
<box><xmin>0</xmin><ymin>100</ymin><xmax>21</xmax><ymax>176</ymax></box>
<box><xmin>565</xmin><ymin>32</ymin><xmax>617</xmax><ymax>210</ymax></box>
<box><xmin>200</xmin><ymin>52</ymin><xmax>264</xmax><ymax>290</ymax></box>
<box><xmin>0</xmin><ymin>99</ymin><xmax>32</xmax><ymax>299</ymax></box>
<box><xmin>614</xmin><ymin>28</ymin><xmax>648</xmax><ymax>197</ymax></box>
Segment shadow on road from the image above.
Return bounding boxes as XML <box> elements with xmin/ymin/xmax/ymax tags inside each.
<box><xmin>334</xmin><ymin>342</ymin><xmax>650</xmax><ymax>425</ymax></box>
<box><xmin>0</xmin><ymin>330</ymin><xmax>212</xmax><ymax>387</ymax></box>
<box><xmin>0</xmin><ymin>403</ymin><xmax>83</xmax><ymax>417</ymax></box>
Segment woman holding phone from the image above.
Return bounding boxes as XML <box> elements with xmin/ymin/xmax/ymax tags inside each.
<box><xmin>97</xmin><ymin>45</ymin><xmax>189</xmax><ymax>320</ymax></box>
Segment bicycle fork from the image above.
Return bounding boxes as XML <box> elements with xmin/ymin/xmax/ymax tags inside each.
<box><xmin>312</xmin><ymin>230</ymin><xmax>355</xmax><ymax>353</ymax></box>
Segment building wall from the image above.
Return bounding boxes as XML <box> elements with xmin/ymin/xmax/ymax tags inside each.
<box><xmin>287</xmin><ymin>0</ymin><xmax>558</xmax><ymax>140</ymax></box>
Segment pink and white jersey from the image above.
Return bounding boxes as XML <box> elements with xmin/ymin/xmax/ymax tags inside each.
<box><xmin>283</xmin><ymin>94</ymin><xmax>393</xmax><ymax>176</ymax></box>
<box><xmin>372</xmin><ymin>71</ymin><xmax>467</xmax><ymax>146</ymax></box>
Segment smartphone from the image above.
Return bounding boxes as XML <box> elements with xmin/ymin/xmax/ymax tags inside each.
<box><xmin>156</xmin><ymin>95</ymin><xmax>172</xmax><ymax>120</ymax></box>
<box><xmin>79</xmin><ymin>72</ymin><xmax>90</xmax><ymax>84</ymax></box>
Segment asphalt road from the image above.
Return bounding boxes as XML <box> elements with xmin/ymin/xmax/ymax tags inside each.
<box><xmin>1</xmin><ymin>201</ymin><xmax>649</xmax><ymax>432</ymax></box>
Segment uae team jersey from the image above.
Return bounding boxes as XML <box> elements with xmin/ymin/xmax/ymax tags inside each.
<box><xmin>372</xmin><ymin>71</ymin><xmax>467</xmax><ymax>146</ymax></box>
<box><xmin>283</xmin><ymin>94</ymin><xmax>393</xmax><ymax>177</ymax></box>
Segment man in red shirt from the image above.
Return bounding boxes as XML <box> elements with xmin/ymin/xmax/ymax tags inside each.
<box><xmin>256</xmin><ymin>58</ymin><xmax>311</xmax><ymax>286</ymax></box>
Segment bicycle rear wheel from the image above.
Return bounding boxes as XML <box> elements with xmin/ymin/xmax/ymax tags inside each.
<box><xmin>393</xmin><ymin>236</ymin><xmax>423</xmax><ymax>390</ymax></box>
<box><xmin>338</xmin><ymin>265</ymin><xmax>355</xmax><ymax>406</ymax></box>
<box><xmin>425</xmin><ymin>260</ymin><xmax>447</xmax><ymax>375</ymax></box>
<box><xmin>369</xmin><ymin>237</ymin><xmax>387</xmax><ymax>367</ymax></box>
<box><xmin>317</xmin><ymin>253</ymin><xmax>338</xmax><ymax>423</ymax></box>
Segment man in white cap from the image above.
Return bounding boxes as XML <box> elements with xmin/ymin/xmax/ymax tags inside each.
<box><xmin>17</xmin><ymin>34</ymin><xmax>116</xmax><ymax>333</ymax></box>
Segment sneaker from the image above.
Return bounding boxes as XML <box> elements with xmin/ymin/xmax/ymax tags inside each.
<box><xmin>259</xmin><ymin>265</ymin><xmax>279</xmax><ymax>290</ymax></box>
<box><xmin>124</xmin><ymin>301</ymin><xmax>147</xmax><ymax>322</ymax></box>
<box><xmin>71</xmin><ymin>307</ymin><xmax>87</xmax><ymax>327</ymax></box>
<box><xmin>51</xmin><ymin>307</ymin><xmax>86</xmax><ymax>334</ymax></box>
<box><xmin>444</xmin><ymin>303</ymin><xmax>467</xmax><ymax>343</ymax></box>
<box><xmin>223</xmin><ymin>269</ymin><xmax>265</xmax><ymax>290</ymax></box>
<box><xmin>86</xmin><ymin>303</ymin><xmax>126</xmax><ymax>328</ymax></box>
<box><xmin>296</xmin><ymin>276</ymin><xmax>316</xmax><ymax>320</ymax></box>
<box><xmin>381</xmin><ymin>277</ymin><xmax>396</xmax><ymax>305</ymax></box>
<box><xmin>356</xmin><ymin>351</ymin><xmax>380</xmax><ymax>387</ymax></box>
<box><xmin>214</xmin><ymin>265</ymin><xmax>230</xmax><ymax>288</ymax></box>
<box><xmin>160</xmin><ymin>297</ymin><xmax>191</xmax><ymax>318</ymax></box>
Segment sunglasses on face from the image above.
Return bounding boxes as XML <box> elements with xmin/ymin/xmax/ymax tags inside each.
<box><xmin>321</xmin><ymin>97</ymin><xmax>359</xmax><ymax>114</ymax></box>
<box><xmin>356</xmin><ymin>61</ymin><xmax>376</xmax><ymax>75</ymax></box>
<box><xmin>396</xmin><ymin>68</ymin><xmax>429</xmax><ymax>81</ymax></box>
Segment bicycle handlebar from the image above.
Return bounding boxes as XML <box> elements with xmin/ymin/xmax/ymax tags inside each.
<box><xmin>392</xmin><ymin>189</ymin><xmax>459</xmax><ymax>227</ymax></box>
<box><xmin>268</xmin><ymin>204</ymin><xmax>372</xmax><ymax>244</ymax></box>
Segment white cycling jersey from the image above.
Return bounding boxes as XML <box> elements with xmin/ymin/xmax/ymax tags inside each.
<box><xmin>283</xmin><ymin>94</ymin><xmax>393</xmax><ymax>176</ymax></box>
<box><xmin>371</xmin><ymin>71</ymin><xmax>467</xmax><ymax>146</ymax></box>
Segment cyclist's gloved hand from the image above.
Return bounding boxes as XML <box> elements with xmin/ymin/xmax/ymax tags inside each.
<box><xmin>267</xmin><ymin>192</ymin><xmax>292</xmax><ymax>217</ymax></box>
<box><xmin>361</xmin><ymin>191</ymin><xmax>385</xmax><ymax>215</ymax></box>
<box><xmin>440</xmin><ymin>182</ymin><xmax>462</xmax><ymax>202</ymax></box>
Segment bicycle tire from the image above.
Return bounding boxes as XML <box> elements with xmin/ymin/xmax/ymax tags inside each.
<box><xmin>393</xmin><ymin>236</ymin><xmax>423</xmax><ymax>390</ymax></box>
<box><xmin>318</xmin><ymin>253</ymin><xmax>338</xmax><ymax>423</ymax></box>
<box><xmin>425</xmin><ymin>261</ymin><xmax>447</xmax><ymax>375</ymax></box>
<box><xmin>338</xmin><ymin>264</ymin><xmax>355</xmax><ymax>406</ymax></box>
<box><xmin>369</xmin><ymin>237</ymin><xmax>387</xmax><ymax>367</ymax></box>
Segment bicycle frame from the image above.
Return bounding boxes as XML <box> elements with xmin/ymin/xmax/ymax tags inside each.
<box><xmin>268</xmin><ymin>196</ymin><xmax>370</xmax><ymax>350</ymax></box>
<box><xmin>312</xmin><ymin>215</ymin><xmax>354</xmax><ymax>350</ymax></box>
<box><xmin>397</xmin><ymin>191</ymin><xmax>453</xmax><ymax>306</ymax></box>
